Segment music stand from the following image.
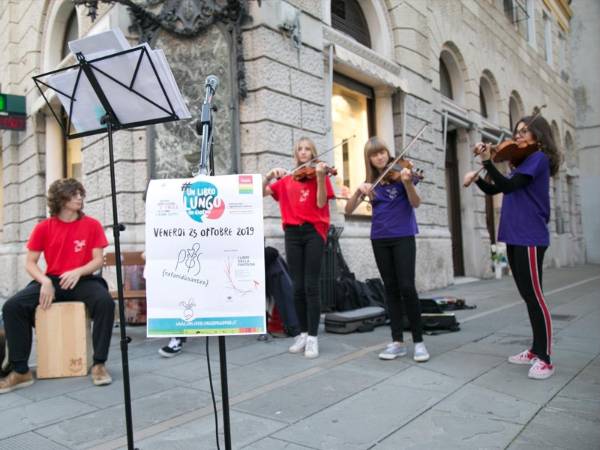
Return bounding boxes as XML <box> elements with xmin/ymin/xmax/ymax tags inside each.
<box><xmin>33</xmin><ymin>44</ymin><xmax>189</xmax><ymax>450</ymax></box>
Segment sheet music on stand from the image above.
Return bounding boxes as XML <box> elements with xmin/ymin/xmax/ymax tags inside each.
<box><xmin>35</xmin><ymin>29</ymin><xmax>190</xmax><ymax>138</ymax></box>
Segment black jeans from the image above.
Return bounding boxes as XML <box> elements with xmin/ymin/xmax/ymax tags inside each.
<box><xmin>284</xmin><ymin>223</ymin><xmax>325</xmax><ymax>336</ymax></box>
<box><xmin>372</xmin><ymin>236</ymin><xmax>423</xmax><ymax>343</ymax></box>
<box><xmin>507</xmin><ymin>245</ymin><xmax>552</xmax><ymax>363</ymax></box>
<box><xmin>2</xmin><ymin>275</ymin><xmax>115</xmax><ymax>373</ymax></box>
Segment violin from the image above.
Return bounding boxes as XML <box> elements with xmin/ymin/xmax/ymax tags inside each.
<box><xmin>490</xmin><ymin>138</ymin><xmax>539</xmax><ymax>166</ymax></box>
<box><xmin>382</xmin><ymin>159</ymin><xmax>424</xmax><ymax>184</ymax></box>
<box><xmin>292</xmin><ymin>160</ymin><xmax>338</xmax><ymax>181</ymax></box>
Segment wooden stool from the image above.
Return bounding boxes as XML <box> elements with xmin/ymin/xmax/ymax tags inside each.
<box><xmin>35</xmin><ymin>302</ymin><xmax>92</xmax><ymax>379</ymax></box>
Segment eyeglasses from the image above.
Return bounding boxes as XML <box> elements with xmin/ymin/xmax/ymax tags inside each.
<box><xmin>514</xmin><ymin>127</ymin><xmax>529</xmax><ymax>137</ymax></box>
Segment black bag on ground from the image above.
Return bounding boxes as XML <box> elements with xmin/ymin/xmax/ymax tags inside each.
<box><xmin>265</xmin><ymin>247</ymin><xmax>300</xmax><ymax>336</ymax></box>
<box><xmin>403</xmin><ymin>311</ymin><xmax>460</xmax><ymax>333</ymax></box>
<box><xmin>325</xmin><ymin>306</ymin><xmax>387</xmax><ymax>334</ymax></box>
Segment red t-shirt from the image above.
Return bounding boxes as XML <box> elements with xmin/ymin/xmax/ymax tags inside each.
<box><xmin>269</xmin><ymin>175</ymin><xmax>335</xmax><ymax>242</ymax></box>
<box><xmin>27</xmin><ymin>215</ymin><xmax>109</xmax><ymax>276</ymax></box>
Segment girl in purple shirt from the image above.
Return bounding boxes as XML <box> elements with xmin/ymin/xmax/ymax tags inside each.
<box><xmin>464</xmin><ymin>115</ymin><xmax>561</xmax><ymax>380</ymax></box>
<box><xmin>345</xmin><ymin>137</ymin><xmax>429</xmax><ymax>363</ymax></box>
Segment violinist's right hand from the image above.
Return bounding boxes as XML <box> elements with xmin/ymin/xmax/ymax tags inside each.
<box><xmin>357</xmin><ymin>182</ymin><xmax>373</xmax><ymax>196</ymax></box>
<box><xmin>266</xmin><ymin>168</ymin><xmax>288</xmax><ymax>181</ymax></box>
<box><xmin>474</xmin><ymin>142</ymin><xmax>492</xmax><ymax>161</ymax></box>
<box><xmin>463</xmin><ymin>170</ymin><xmax>480</xmax><ymax>187</ymax></box>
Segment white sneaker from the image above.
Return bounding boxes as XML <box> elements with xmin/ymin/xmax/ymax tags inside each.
<box><xmin>413</xmin><ymin>342</ymin><xmax>430</xmax><ymax>362</ymax></box>
<box><xmin>508</xmin><ymin>349</ymin><xmax>537</xmax><ymax>365</ymax></box>
<box><xmin>304</xmin><ymin>336</ymin><xmax>319</xmax><ymax>359</ymax></box>
<box><xmin>288</xmin><ymin>332</ymin><xmax>307</xmax><ymax>354</ymax></box>
<box><xmin>528</xmin><ymin>359</ymin><xmax>555</xmax><ymax>380</ymax></box>
<box><xmin>378</xmin><ymin>342</ymin><xmax>408</xmax><ymax>360</ymax></box>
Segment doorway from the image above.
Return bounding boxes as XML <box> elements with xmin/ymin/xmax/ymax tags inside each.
<box><xmin>445</xmin><ymin>129</ymin><xmax>465</xmax><ymax>276</ymax></box>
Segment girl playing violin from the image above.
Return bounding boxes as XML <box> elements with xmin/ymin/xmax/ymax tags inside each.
<box><xmin>263</xmin><ymin>137</ymin><xmax>335</xmax><ymax>358</ymax></box>
<box><xmin>464</xmin><ymin>114</ymin><xmax>560</xmax><ymax>379</ymax></box>
<box><xmin>345</xmin><ymin>137</ymin><xmax>429</xmax><ymax>362</ymax></box>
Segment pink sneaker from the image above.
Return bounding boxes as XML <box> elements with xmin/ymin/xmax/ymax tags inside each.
<box><xmin>528</xmin><ymin>359</ymin><xmax>555</xmax><ymax>379</ymax></box>
<box><xmin>508</xmin><ymin>349</ymin><xmax>537</xmax><ymax>365</ymax></box>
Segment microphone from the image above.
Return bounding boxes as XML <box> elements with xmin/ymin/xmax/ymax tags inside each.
<box><xmin>205</xmin><ymin>75</ymin><xmax>219</xmax><ymax>94</ymax></box>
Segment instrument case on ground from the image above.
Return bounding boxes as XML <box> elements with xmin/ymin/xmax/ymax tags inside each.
<box><xmin>324</xmin><ymin>306</ymin><xmax>387</xmax><ymax>334</ymax></box>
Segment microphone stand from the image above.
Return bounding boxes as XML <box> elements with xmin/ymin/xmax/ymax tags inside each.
<box><xmin>196</xmin><ymin>80</ymin><xmax>216</xmax><ymax>176</ymax></box>
<box><xmin>195</xmin><ymin>76</ymin><xmax>232</xmax><ymax>450</ymax></box>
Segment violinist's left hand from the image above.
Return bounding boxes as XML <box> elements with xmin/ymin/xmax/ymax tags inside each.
<box><xmin>400</xmin><ymin>168</ymin><xmax>413</xmax><ymax>183</ymax></box>
<box><xmin>316</xmin><ymin>162</ymin><xmax>327</xmax><ymax>176</ymax></box>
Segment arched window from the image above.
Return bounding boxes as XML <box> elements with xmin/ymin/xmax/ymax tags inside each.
<box><xmin>508</xmin><ymin>94</ymin><xmax>522</xmax><ymax>130</ymax></box>
<box><xmin>439</xmin><ymin>58</ymin><xmax>453</xmax><ymax>99</ymax></box>
<box><xmin>479</xmin><ymin>72</ymin><xmax>499</xmax><ymax>123</ymax></box>
<box><xmin>479</xmin><ymin>85</ymin><xmax>488</xmax><ymax>118</ymax></box>
<box><xmin>61</xmin><ymin>9</ymin><xmax>78</xmax><ymax>60</ymax></box>
<box><xmin>331</xmin><ymin>0</ymin><xmax>371</xmax><ymax>48</ymax></box>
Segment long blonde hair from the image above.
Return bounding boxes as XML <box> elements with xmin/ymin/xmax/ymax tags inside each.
<box><xmin>293</xmin><ymin>137</ymin><xmax>318</xmax><ymax>166</ymax></box>
<box><xmin>364</xmin><ymin>137</ymin><xmax>391</xmax><ymax>183</ymax></box>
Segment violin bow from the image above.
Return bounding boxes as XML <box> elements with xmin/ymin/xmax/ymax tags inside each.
<box><xmin>289</xmin><ymin>135</ymin><xmax>356</xmax><ymax>175</ymax></box>
<box><xmin>369</xmin><ymin>123</ymin><xmax>428</xmax><ymax>192</ymax></box>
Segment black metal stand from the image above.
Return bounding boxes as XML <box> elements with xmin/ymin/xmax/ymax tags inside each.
<box><xmin>77</xmin><ymin>53</ymin><xmax>139</xmax><ymax>450</ymax></box>
<box><xmin>218</xmin><ymin>336</ymin><xmax>232</xmax><ymax>449</ymax></box>
<box><xmin>196</xmin><ymin>75</ymin><xmax>232</xmax><ymax>450</ymax></box>
<box><xmin>104</xmin><ymin>116</ymin><xmax>138</xmax><ymax>450</ymax></box>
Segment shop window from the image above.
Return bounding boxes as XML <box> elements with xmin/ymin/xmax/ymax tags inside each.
<box><xmin>331</xmin><ymin>74</ymin><xmax>374</xmax><ymax>215</ymax></box>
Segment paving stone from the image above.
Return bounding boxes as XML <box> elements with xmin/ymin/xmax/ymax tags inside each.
<box><xmin>432</xmin><ymin>383</ymin><xmax>541</xmax><ymax>425</ymax></box>
<box><xmin>339</xmin><ymin>353</ymin><xmax>412</xmax><ymax>379</ymax></box>
<box><xmin>67</xmin><ymin>373</ymin><xmax>188</xmax><ymax>409</ymax></box>
<box><xmin>0</xmin><ymin>392</ymin><xmax>32</xmax><ymax>409</ymax></box>
<box><xmin>374</xmin><ymin>410</ymin><xmax>522</xmax><ymax>450</ymax></box>
<box><xmin>0</xmin><ymin>396</ymin><xmax>96</xmax><ymax>440</ymax></box>
<box><xmin>242</xmin><ymin>436</ymin><xmax>316</xmax><ymax>449</ymax></box>
<box><xmin>552</xmin><ymin>334</ymin><xmax>600</xmax><ymax>355</ymax></box>
<box><xmin>386</xmin><ymin>365</ymin><xmax>463</xmax><ymax>394</ymax></box>
<box><xmin>272</xmin><ymin>383</ymin><xmax>445</xmax><ymax>449</ymax></box>
<box><xmin>0</xmin><ymin>432</ymin><xmax>70</xmax><ymax>450</ymax></box>
<box><xmin>507</xmin><ymin>407</ymin><xmax>600</xmax><ymax>450</ymax></box>
<box><xmin>192</xmin><ymin>351</ymin><xmax>331</xmax><ymax>397</ymax></box>
<box><xmin>418</xmin><ymin>349</ymin><xmax>505</xmax><ymax>381</ymax></box>
<box><xmin>36</xmin><ymin>387</ymin><xmax>214</xmax><ymax>449</ymax></box>
<box><xmin>233</xmin><ymin>366</ymin><xmax>381</xmax><ymax>424</ymax></box>
<box><xmin>17</xmin><ymin>374</ymin><xmax>92</xmax><ymax>402</ymax></box>
<box><xmin>130</xmin><ymin>410</ymin><xmax>287</xmax><ymax>450</ymax></box>
<box><xmin>473</xmin><ymin>361</ymin><xmax>578</xmax><ymax>404</ymax></box>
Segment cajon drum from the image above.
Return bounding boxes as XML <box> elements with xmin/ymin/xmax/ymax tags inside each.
<box><xmin>35</xmin><ymin>302</ymin><xmax>92</xmax><ymax>379</ymax></box>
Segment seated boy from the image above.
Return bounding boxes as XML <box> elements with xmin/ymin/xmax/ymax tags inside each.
<box><xmin>0</xmin><ymin>179</ymin><xmax>115</xmax><ymax>393</ymax></box>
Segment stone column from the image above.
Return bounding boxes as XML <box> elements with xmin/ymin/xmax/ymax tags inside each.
<box><xmin>45</xmin><ymin>114</ymin><xmax>63</xmax><ymax>190</ymax></box>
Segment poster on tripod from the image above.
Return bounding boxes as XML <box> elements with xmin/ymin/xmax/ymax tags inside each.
<box><xmin>145</xmin><ymin>174</ymin><xmax>266</xmax><ymax>337</ymax></box>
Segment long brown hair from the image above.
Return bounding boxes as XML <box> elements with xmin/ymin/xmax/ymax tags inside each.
<box><xmin>47</xmin><ymin>178</ymin><xmax>86</xmax><ymax>217</ymax></box>
<box><xmin>364</xmin><ymin>137</ymin><xmax>391</xmax><ymax>183</ymax></box>
<box><xmin>513</xmin><ymin>114</ymin><xmax>561</xmax><ymax>176</ymax></box>
<box><xmin>293</xmin><ymin>137</ymin><xmax>317</xmax><ymax>166</ymax></box>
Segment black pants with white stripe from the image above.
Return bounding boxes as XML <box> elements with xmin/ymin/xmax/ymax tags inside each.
<box><xmin>507</xmin><ymin>245</ymin><xmax>552</xmax><ymax>364</ymax></box>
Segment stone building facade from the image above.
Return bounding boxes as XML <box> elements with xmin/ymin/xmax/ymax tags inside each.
<box><xmin>0</xmin><ymin>0</ymin><xmax>586</xmax><ymax>303</ymax></box>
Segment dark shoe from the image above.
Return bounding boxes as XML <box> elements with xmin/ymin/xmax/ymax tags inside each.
<box><xmin>158</xmin><ymin>337</ymin><xmax>184</xmax><ymax>358</ymax></box>
<box><xmin>0</xmin><ymin>370</ymin><xmax>34</xmax><ymax>394</ymax></box>
<box><xmin>91</xmin><ymin>364</ymin><xmax>112</xmax><ymax>386</ymax></box>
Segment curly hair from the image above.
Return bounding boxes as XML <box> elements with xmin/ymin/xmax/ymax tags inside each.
<box><xmin>47</xmin><ymin>178</ymin><xmax>86</xmax><ymax>217</ymax></box>
<box><xmin>513</xmin><ymin>115</ymin><xmax>562</xmax><ymax>176</ymax></box>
